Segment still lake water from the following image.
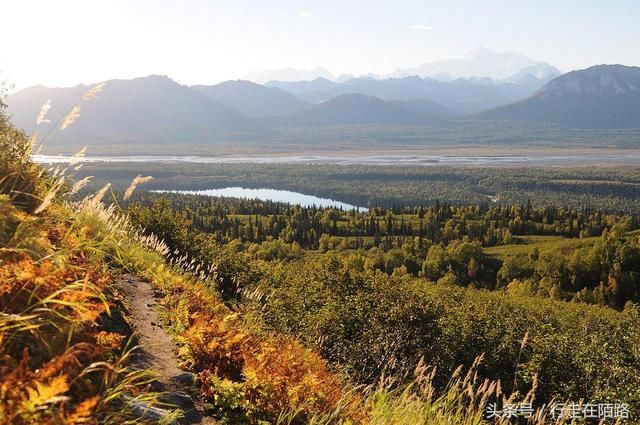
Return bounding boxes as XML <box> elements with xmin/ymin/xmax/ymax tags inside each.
<box><xmin>154</xmin><ymin>187</ymin><xmax>367</xmax><ymax>211</ymax></box>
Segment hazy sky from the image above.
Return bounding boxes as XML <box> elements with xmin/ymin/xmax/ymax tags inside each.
<box><xmin>3</xmin><ymin>0</ymin><xmax>639</xmax><ymax>91</ymax></box>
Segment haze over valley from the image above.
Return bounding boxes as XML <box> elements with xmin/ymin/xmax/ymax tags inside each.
<box><xmin>8</xmin><ymin>48</ymin><xmax>640</xmax><ymax>157</ymax></box>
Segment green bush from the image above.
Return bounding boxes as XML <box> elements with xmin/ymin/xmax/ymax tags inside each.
<box><xmin>0</xmin><ymin>101</ymin><xmax>46</xmax><ymax>212</ymax></box>
<box><xmin>246</xmin><ymin>254</ymin><xmax>640</xmax><ymax>411</ymax></box>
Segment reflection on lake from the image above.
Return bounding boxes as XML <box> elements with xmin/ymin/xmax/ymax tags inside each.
<box><xmin>154</xmin><ymin>187</ymin><xmax>367</xmax><ymax>211</ymax></box>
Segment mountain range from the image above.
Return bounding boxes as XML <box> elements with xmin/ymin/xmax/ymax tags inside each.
<box><xmin>475</xmin><ymin>65</ymin><xmax>640</xmax><ymax>128</ymax></box>
<box><xmin>192</xmin><ymin>80</ymin><xmax>309</xmax><ymax>117</ymax></box>
<box><xmin>245</xmin><ymin>67</ymin><xmax>335</xmax><ymax>84</ymax></box>
<box><xmin>6</xmin><ymin>63</ymin><xmax>640</xmax><ymax>149</ymax></box>
<box><xmin>8</xmin><ymin>75</ymin><xmax>267</xmax><ymax>145</ymax></box>
<box><xmin>267</xmin><ymin>74</ymin><xmax>553</xmax><ymax>114</ymax></box>
<box><xmin>391</xmin><ymin>47</ymin><xmax>560</xmax><ymax>81</ymax></box>
<box><xmin>247</xmin><ymin>48</ymin><xmax>560</xmax><ymax>83</ymax></box>
<box><xmin>264</xmin><ymin>94</ymin><xmax>447</xmax><ymax>127</ymax></box>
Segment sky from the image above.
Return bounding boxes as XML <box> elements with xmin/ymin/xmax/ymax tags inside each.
<box><xmin>2</xmin><ymin>0</ymin><xmax>640</xmax><ymax>91</ymax></box>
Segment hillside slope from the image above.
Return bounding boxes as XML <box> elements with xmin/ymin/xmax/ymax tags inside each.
<box><xmin>0</xmin><ymin>104</ymin><xmax>354</xmax><ymax>424</ymax></box>
<box><xmin>474</xmin><ymin>65</ymin><xmax>640</xmax><ymax>128</ymax></box>
<box><xmin>193</xmin><ymin>80</ymin><xmax>309</xmax><ymax>117</ymax></box>
<box><xmin>7</xmin><ymin>75</ymin><xmax>270</xmax><ymax>146</ymax></box>
<box><xmin>265</xmin><ymin>93</ymin><xmax>446</xmax><ymax>126</ymax></box>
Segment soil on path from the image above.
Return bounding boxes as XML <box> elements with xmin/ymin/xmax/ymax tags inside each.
<box><xmin>117</xmin><ymin>274</ymin><xmax>217</xmax><ymax>424</ymax></box>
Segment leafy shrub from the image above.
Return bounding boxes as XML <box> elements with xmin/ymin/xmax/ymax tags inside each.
<box><xmin>0</xmin><ymin>102</ymin><xmax>48</xmax><ymax>212</ymax></box>
<box><xmin>244</xmin><ymin>254</ymin><xmax>640</xmax><ymax>413</ymax></box>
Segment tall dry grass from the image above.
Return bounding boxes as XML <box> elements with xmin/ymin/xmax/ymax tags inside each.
<box><xmin>0</xmin><ymin>85</ymin><xmax>177</xmax><ymax>424</ymax></box>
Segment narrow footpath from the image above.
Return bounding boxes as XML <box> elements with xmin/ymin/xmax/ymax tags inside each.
<box><xmin>117</xmin><ymin>275</ymin><xmax>217</xmax><ymax>425</ymax></box>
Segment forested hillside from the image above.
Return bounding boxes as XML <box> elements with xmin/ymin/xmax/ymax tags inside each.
<box><xmin>128</xmin><ymin>194</ymin><xmax>640</xmax><ymax>309</ymax></box>
<box><xmin>125</xmin><ymin>192</ymin><xmax>640</xmax><ymax>422</ymax></box>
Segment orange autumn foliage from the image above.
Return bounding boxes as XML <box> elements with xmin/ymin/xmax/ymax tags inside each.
<box><xmin>143</xmin><ymin>266</ymin><xmax>362</xmax><ymax>423</ymax></box>
<box><xmin>0</xmin><ymin>203</ymin><xmax>126</xmax><ymax>425</ymax></box>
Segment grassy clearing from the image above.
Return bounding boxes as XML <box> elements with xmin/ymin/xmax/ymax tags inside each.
<box><xmin>484</xmin><ymin>235</ymin><xmax>599</xmax><ymax>259</ymax></box>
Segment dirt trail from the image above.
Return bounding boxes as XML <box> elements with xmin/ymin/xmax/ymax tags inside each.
<box><xmin>117</xmin><ymin>274</ymin><xmax>216</xmax><ymax>424</ymax></box>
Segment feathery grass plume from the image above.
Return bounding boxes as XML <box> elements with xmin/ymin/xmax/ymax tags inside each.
<box><xmin>59</xmin><ymin>146</ymin><xmax>88</xmax><ymax>177</ymax></box>
<box><xmin>50</xmin><ymin>165</ymin><xmax>62</xmax><ymax>178</ymax></box>
<box><xmin>82</xmin><ymin>82</ymin><xmax>106</xmax><ymax>100</ymax></box>
<box><xmin>69</xmin><ymin>146</ymin><xmax>87</xmax><ymax>166</ymax></box>
<box><xmin>88</xmin><ymin>183</ymin><xmax>112</xmax><ymax>209</ymax></box>
<box><xmin>33</xmin><ymin>191</ymin><xmax>56</xmax><ymax>215</ymax></box>
<box><xmin>28</xmin><ymin>129</ymin><xmax>39</xmax><ymax>154</ymax></box>
<box><xmin>72</xmin><ymin>197</ymin><xmax>170</xmax><ymax>257</ymax></box>
<box><xmin>36</xmin><ymin>99</ymin><xmax>52</xmax><ymax>125</ymax></box>
<box><xmin>520</xmin><ymin>331</ymin><xmax>529</xmax><ymax>351</ymax></box>
<box><xmin>513</xmin><ymin>331</ymin><xmax>530</xmax><ymax>390</ymax></box>
<box><xmin>60</xmin><ymin>106</ymin><xmax>81</xmax><ymax>130</ymax></box>
<box><xmin>123</xmin><ymin>175</ymin><xmax>154</xmax><ymax>200</ymax></box>
<box><xmin>70</xmin><ymin>176</ymin><xmax>93</xmax><ymax>195</ymax></box>
<box><xmin>33</xmin><ymin>175</ymin><xmax>65</xmax><ymax>214</ymax></box>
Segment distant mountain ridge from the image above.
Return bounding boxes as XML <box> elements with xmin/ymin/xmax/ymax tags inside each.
<box><xmin>264</xmin><ymin>94</ymin><xmax>448</xmax><ymax>127</ymax></box>
<box><xmin>262</xmin><ymin>52</ymin><xmax>560</xmax><ymax>114</ymax></box>
<box><xmin>391</xmin><ymin>47</ymin><xmax>560</xmax><ymax>81</ymax></box>
<box><xmin>265</xmin><ymin>78</ymin><xmax>340</xmax><ymax>95</ymax></box>
<box><xmin>250</xmin><ymin>48</ymin><xmax>560</xmax><ymax>84</ymax></box>
<box><xmin>192</xmin><ymin>80</ymin><xmax>309</xmax><ymax>117</ymax></box>
<box><xmin>505</xmin><ymin>63</ymin><xmax>561</xmax><ymax>84</ymax></box>
<box><xmin>269</xmin><ymin>75</ymin><xmax>550</xmax><ymax>114</ymax></box>
<box><xmin>7</xmin><ymin>63</ymin><xmax>640</xmax><ymax>152</ymax></box>
<box><xmin>245</xmin><ymin>67</ymin><xmax>334</xmax><ymax>84</ymax></box>
<box><xmin>474</xmin><ymin>65</ymin><xmax>640</xmax><ymax>128</ymax></box>
<box><xmin>7</xmin><ymin>75</ymin><xmax>268</xmax><ymax>145</ymax></box>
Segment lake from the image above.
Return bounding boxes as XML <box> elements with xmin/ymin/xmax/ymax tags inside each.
<box><xmin>154</xmin><ymin>187</ymin><xmax>367</xmax><ymax>211</ymax></box>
